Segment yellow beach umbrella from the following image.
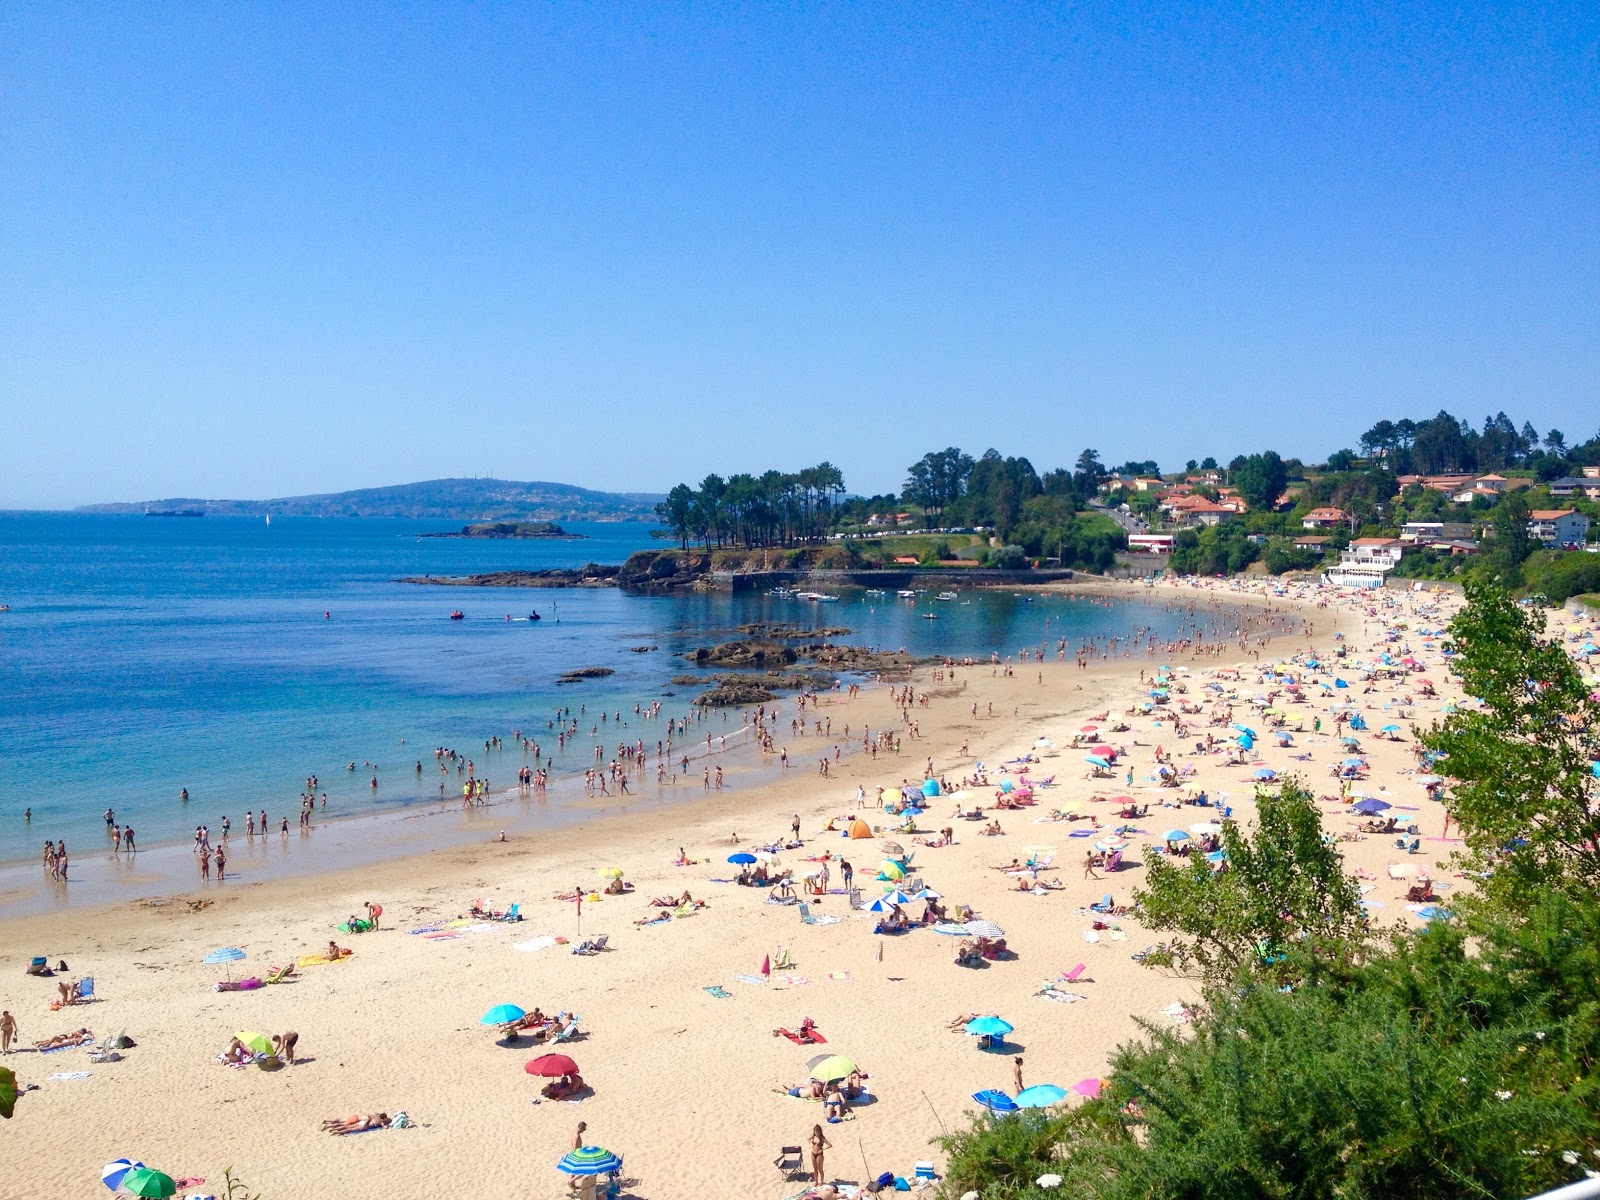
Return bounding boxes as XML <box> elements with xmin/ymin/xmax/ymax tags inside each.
<box><xmin>597</xmin><ymin>867</ymin><xmax>624</xmax><ymax>879</ymax></box>
<box><xmin>879</xmin><ymin>860</ymin><xmax>905</xmax><ymax>880</ymax></box>
<box><xmin>234</xmin><ymin>1030</ymin><xmax>273</xmax><ymax>1055</ymax></box>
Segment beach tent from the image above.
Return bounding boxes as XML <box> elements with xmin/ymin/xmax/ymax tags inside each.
<box><xmin>921</xmin><ymin>778</ymin><xmax>941</xmax><ymax>797</ymax></box>
<box><xmin>847</xmin><ymin>819</ymin><xmax>873</xmax><ymax>840</ymax></box>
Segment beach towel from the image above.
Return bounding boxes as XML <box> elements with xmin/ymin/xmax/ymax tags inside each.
<box><xmin>775</xmin><ymin>973</ymin><xmax>809</xmax><ymax>986</ymax></box>
<box><xmin>733</xmin><ymin>974</ymin><xmax>768</xmax><ymax>986</ymax></box>
<box><xmin>297</xmin><ymin>953</ymin><xmax>351</xmax><ymax>967</ymax></box>
<box><xmin>1082</xmin><ymin>930</ymin><xmax>1101</xmax><ymax>943</ymax></box>
<box><xmin>422</xmin><ymin>932</ymin><xmax>461</xmax><ymax>941</ymax></box>
<box><xmin>38</xmin><ymin>1035</ymin><xmax>94</xmax><ymax>1053</ymax></box>
<box><xmin>806</xmin><ymin>913</ymin><xmax>843</xmax><ymax>926</ymax></box>
<box><xmin>512</xmin><ymin>936</ymin><xmax>557</xmax><ymax>953</ymax></box>
<box><xmin>778</xmin><ymin>1028</ymin><xmax>827</xmax><ymax>1045</ymax></box>
<box><xmin>1039</xmin><ymin>988</ymin><xmax>1087</xmax><ymax>1004</ymax></box>
<box><xmin>703</xmin><ymin>986</ymin><xmax>732</xmax><ymax>999</ymax></box>
<box><xmin>47</xmin><ymin>1071</ymin><xmax>91</xmax><ymax>1080</ymax></box>
<box><xmin>826</xmin><ymin>971</ymin><xmax>852</xmax><ymax>982</ymax></box>
<box><xmin>406</xmin><ymin>922</ymin><xmax>446</xmax><ymax>935</ymax></box>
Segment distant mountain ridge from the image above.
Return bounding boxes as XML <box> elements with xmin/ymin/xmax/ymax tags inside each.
<box><xmin>77</xmin><ymin>477</ymin><xmax>665</xmax><ymax>521</ymax></box>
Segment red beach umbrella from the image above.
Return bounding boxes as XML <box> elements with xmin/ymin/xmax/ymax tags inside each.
<box><xmin>525</xmin><ymin>1053</ymin><xmax>579</xmax><ymax>1077</ymax></box>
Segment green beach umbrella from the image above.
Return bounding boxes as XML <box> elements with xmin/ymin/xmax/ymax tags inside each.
<box><xmin>120</xmin><ymin>1168</ymin><xmax>178</xmax><ymax>1198</ymax></box>
<box><xmin>807</xmin><ymin>1054</ymin><xmax>857</xmax><ymax>1081</ymax></box>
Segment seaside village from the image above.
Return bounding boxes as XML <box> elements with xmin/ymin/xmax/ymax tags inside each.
<box><xmin>1119</xmin><ymin>466</ymin><xmax>1597</xmax><ymax>586</ymax></box>
<box><xmin>6</xmin><ymin>567</ymin><xmax>1600</xmax><ymax>1200</ymax></box>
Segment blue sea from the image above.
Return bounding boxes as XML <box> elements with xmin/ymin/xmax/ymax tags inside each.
<box><xmin>0</xmin><ymin>513</ymin><xmax>1221</xmax><ymax>904</ymax></box>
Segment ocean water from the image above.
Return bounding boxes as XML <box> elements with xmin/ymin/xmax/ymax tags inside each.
<box><xmin>0</xmin><ymin>513</ymin><xmax>1217</xmax><ymax>872</ymax></box>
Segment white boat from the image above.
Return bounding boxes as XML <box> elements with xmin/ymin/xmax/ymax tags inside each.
<box><xmin>814</xmin><ymin>594</ymin><xmax>840</xmax><ymax>603</ymax></box>
<box><xmin>936</xmin><ymin>592</ymin><xmax>958</xmax><ymax>601</ymax></box>
<box><xmin>897</xmin><ymin>590</ymin><xmax>917</xmax><ymax>599</ymax></box>
<box><xmin>770</xmin><ymin>588</ymin><xmax>794</xmax><ymax>597</ymax></box>
<box><xmin>864</xmin><ymin>588</ymin><xmax>887</xmax><ymax>596</ymax></box>
<box><xmin>921</xmin><ymin>612</ymin><xmax>940</xmax><ymax>620</ymax></box>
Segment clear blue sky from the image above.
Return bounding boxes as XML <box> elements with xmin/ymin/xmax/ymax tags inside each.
<box><xmin>2</xmin><ymin>3</ymin><xmax>1596</xmax><ymax>508</ymax></box>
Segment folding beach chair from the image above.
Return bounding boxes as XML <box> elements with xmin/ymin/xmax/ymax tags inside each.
<box><xmin>775</xmin><ymin>1146</ymin><xmax>805</xmax><ymax>1180</ymax></box>
<box><xmin>798</xmin><ymin>902</ymin><xmax>817</xmax><ymax>925</ymax></box>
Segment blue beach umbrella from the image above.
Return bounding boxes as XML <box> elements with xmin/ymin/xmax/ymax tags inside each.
<box><xmin>1236</xmin><ymin>734</ymin><xmax>1255</xmax><ymax>751</ymax></box>
<box><xmin>727</xmin><ymin>852</ymin><xmax>757</xmax><ymax>865</ymax></box>
<box><xmin>1084</xmin><ymin>756</ymin><xmax>1110</xmax><ymax>769</ymax></box>
<box><xmin>1014</xmin><ymin>1084</ymin><xmax>1068</xmax><ymax>1108</ymax></box>
<box><xmin>900</xmin><ymin>805</ymin><xmax>925</xmax><ymax>819</ymax></box>
<box><xmin>203</xmin><ymin>946</ymin><xmax>246</xmax><ymax>980</ymax></box>
<box><xmin>481</xmin><ymin>1004</ymin><xmax>525</xmax><ymax>1026</ymax></box>
<box><xmin>1205</xmin><ymin>849</ymin><xmax>1229</xmax><ymax>863</ymax></box>
<box><xmin>1415</xmin><ymin>905</ymin><xmax>1452</xmax><ymax>921</ymax></box>
<box><xmin>965</xmin><ymin>1015</ymin><xmax>1014</xmax><ymax>1038</ymax></box>
<box><xmin>102</xmin><ymin>1160</ymin><xmax>144</xmax><ymax>1191</ymax></box>
<box><xmin>1342</xmin><ymin>757</ymin><xmax>1368</xmax><ymax>768</ymax></box>
<box><xmin>1163</xmin><ymin>830</ymin><xmax>1190</xmax><ymax>842</ymax></box>
<box><xmin>1253</xmin><ymin>768</ymin><xmax>1278</xmax><ymax>781</ymax></box>
<box><xmin>1352</xmin><ymin>798</ymin><xmax>1390</xmax><ymax>814</ymax></box>
<box><xmin>972</xmin><ymin>1089</ymin><xmax>1018</xmax><ymax>1113</ymax></box>
<box><xmin>1381</xmin><ymin>724</ymin><xmax>1401</xmax><ymax>733</ymax></box>
<box><xmin>1230</xmin><ymin>724</ymin><xmax>1257</xmax><ymax>738</ymax></box>
<box><xmin>865</xmin><ymin>895</ymin><xmax>900</xmax><ymax>914</ymax></box>
<box><xmin>558</xmin><ymin>1147</ymin><xmax>623</xmax><ymax>1176</ymax></box>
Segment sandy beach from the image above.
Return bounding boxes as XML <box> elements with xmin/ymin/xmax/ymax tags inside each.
<box><xmin>0</xmin><ymin>577</ymin><xmax>1501</xmax><ymax>1199</ymax></box>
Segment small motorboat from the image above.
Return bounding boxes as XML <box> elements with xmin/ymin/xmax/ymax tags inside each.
<box><xmin>897</xmin><ymin>590</ymin><xmax>917</xmax><ymax>599</ymax></box>
<box><xmin>921</xmin><ymin>612</ymin><xmax>940</xmax><ymax>620</ymax></box>
<box><xmin>449</xmin><ymin>610</ymin><xmax>465</xmax><ymax>620</ymax></box>
<box><xmin>529</xmin><ymin>611</ymin><xmax>541</xmax><ymax>621</ymax></box>
<box><xmin>936</xmin><ymin>592</ymin><xmax>958</xmax><ymax>601</ymax></box>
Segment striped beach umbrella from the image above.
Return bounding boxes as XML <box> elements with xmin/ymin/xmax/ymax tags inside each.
<box><xmin>557</xmin><ymin>1146</ymin><xmax>622</xmax><ymax>1176</ymax></box>
<box><xmin>964</xmin><ymin>919</ymin><xmax>1005</xmax><ymax>939</ymax></box>
<box><xmin>202</xmin><ymin>947</ymin><xmax>245</xmax><ymax>964</ymax></box>
<box><xmin>972</xmin><ymin>1088</ymin><xmax>1018</xmax><ymax>1113</ymax></box>
<box><xmin>102</xmin><ymin>1160</ymin><xmax>144</xmax><ymax>1191</ymax></box>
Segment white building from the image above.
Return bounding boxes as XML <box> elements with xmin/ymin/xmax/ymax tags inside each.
<box><xmin>1528</xmin><ymin>509</ymin><xmax>1591</xmax><ymax>548</ymax></box>
<box><xmin>1325</xmin><ymin>538</ymin><xmax>1404</xmax><ymax>588</ymax></box>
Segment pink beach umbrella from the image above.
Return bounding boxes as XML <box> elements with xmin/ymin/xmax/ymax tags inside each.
<box><xmin>1071</xmin><ymin>1077</ymin><xmax>1105</xmax><ymax>1099</ymax></box>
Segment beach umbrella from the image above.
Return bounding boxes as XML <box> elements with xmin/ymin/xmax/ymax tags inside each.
<box><xmin>524</xmin><ymin>1053</ymin><xmax>579</xmax><ymax>1077</ymax></box>
<box><xmin>808</xmin><ymin>1054</ymin><xmax>857</xmax><ymax>1081</ymax></box>
<box><xmin>796</xmin><ymin>864</ymin><xmax>825</xmax><ymax>877</ymax></box>
<box><xmin>203</xmin><ymin>946</ymin><xmax>246</xmax><ymax>980</ymax></box>
<box><xmin>120</xmin><ymin>1169</ymin><xmax>177</xmax><ymax>1199</ymax></box>
<box><xmin>1084</xmin><ymin>756</ymin><xmax>1110</xmax><ymax>769</ymax></box>
<box><xmin>1015</xmin><ymin>1084</ymin><xmax>1068</xmax><ymax>1108</ymax></box>
<box><xmin>965</xmin><ymin>919</ymin><xmax>1005</xmax><ymax>939</ymax></box>
<box><xmin>933</xmin><ymin>922</ymin><xmax>969</xmax><ymax>936</ymax></box>
<box><xmin>1162</xmin><ymin>830</ymin><xmax>1189</xmax><ymax>842</ymax></box>
<box><xmin>1236</xmin><ymin>735</ymin><xmax>1254</xmax><ymax>751</ymax></box>
<box><xmin>1415</xmin><ymin>905</ymin><xmax>1452</xmax><ymax>921</ymax></box>
<box><xmin>480</xmin><ymin>1004</ymin><xmax>526</xmax><ymax>1026</ymax></box>
<box><xmin>1090</xmin><ymin>744</ymin><xmax>1116</xmax><ymax>759</ymax></box>
<box><xmin>557</xmin><ymin>1147</ymin><xmax>623</xmax><ymax>1177</ymax></box>
<box><xmin>949</xmin><ymin>790</ymin><xmax>972</xmax><ymax>802</ymax></box>
<box><xmin>1230</xmin><ymin>724</ymin><xmax>1257</xmax><ymax>738</ymax></box>
<box><xmin>1351</xmin><ymin>799</ymin><xmax>1390</xmax><ymax>815</ymax></box>
<box><xmin>847</xmin><ymin>819</ymin><xmax>873</xmax><ymax>839</ymax></box>
<box><xmin>1381</xmin><ymin>724</ymin><xmax>1402</xmax><ymax>733</ymax></box>
<box><xmin>727</xmin><ymin>852</ymin><xmax>757</xmax><ymax>865</ymax></box>
<box><xmin>753</xmin><ymin>849</ymin><xmax>778</xmax><ymax>861</ymax></box>
<box><xmin>972</xmin><ymin>1088</ymin><xmax>1019</xmax><ymax>1113</ymax></box>
<box><xmin>597</xmin><ymin>867</ymin><xmax>623</xmax><ymax>879</ymax></box>
<box><xmin>879</xmin><ymin>840</ymin><xmax>904</xmax><ymax>855</ymax></box>
<box><xmin>102</xmin><ymin>1160</ymin><xmax>145</xmax><ymax>1191</ymax></box>
<box><xmin>964</xmin><ymin>1015</ymin><xmax>1014</xmax><ymax>1038</ymax></box>
<box><xmin>1253</xmin><ymin>768</ymin><xmax>1278</xmax><ymax>781</ymax></box>
<box><xmin>878</xmin><ymin>860</ymin><xmax>905</xmax><ymax>881</ymax></box>
<box><xmin>998</xmin><ymin>780</ymin><xmax>1015</xmax><ymax>794</ymax></box>
<box><xmin>1079</xmin><ymin>724</ymin><xmax>1101</xmax><ymax>733</ymax></box>
<box><xmin>1093</xmin><ymin>839</ymin><xmax>1128</xmax><ymax>854</ymax></box>
<box><xmin>1070</xmin><ymin>1078</ymin><xmax>1106</xmax><ymax>1099</ymax></box>
<box><xmin>881</xmin><ymin>889</ymin><xmax>913</xmax><ymax>905</ymax></box>
<box><xmin>900</xmin><ymin>805</ymin><xmax>925</xmax><ymax>819</ymax></box>
<box><xmin>914</xmin><ymin>888</ymin><xmax>942</xmax><ymax>900</ymax></box>
<box><xmin>864</xmin><ymin>895</ymin><xmax>900</xmax><ymax>914</ymax></box>
<box><xmin>1416</xmin><ymin>775</ymin><xmax>1443</xmax><ymax>786</ymax></box>
<box><xmin>233</xmin><ymin>1030</ymin><xmax>273</xmax><ymax>1055</ymax></box>
<box><xmin>1342</xmin><ymin>757</ymin><xmax>1368</xmax><ymax>769</ymax></box>
<box><xmin>1341</xmin><ymin>735</ymin><xmax>1361</xmax><ymax>746</ymax></box>
<box><xmin>1189</xmin><ymin>822</ymin><xmax>1221</xmax><ymax>835</ymax></box>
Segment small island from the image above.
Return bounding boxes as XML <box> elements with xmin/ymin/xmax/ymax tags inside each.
<box><xmin>423</xmin><ymin>522</ymin><xmax>584</xmax><ymax>540</ymax></box>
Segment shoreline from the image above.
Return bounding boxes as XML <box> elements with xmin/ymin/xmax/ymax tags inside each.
<box><xmin>1</xmin><ymin>583</ymin><xmax>1293</xmax><ymax>922</ymax></box>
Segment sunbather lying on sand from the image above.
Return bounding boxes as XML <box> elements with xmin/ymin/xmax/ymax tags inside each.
<box><xmin>541</xmin><ymin>1072</ymin><xmax>584</xmax><ymax>1100</ymax></box>
<box><xmin>775</xmin><ymin>1079</ymin><xmax>826</xmax><ymax>1100</ymax></box>
<box><xmin>35</xmin><ymin>1028</ymin><xmax>93</xmax><ymax>1051</ymax></box>
<box><xmin>322</xmin><ymin>1112</ymin><xmax>390</xmax><ymax>1134</ymax></box>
